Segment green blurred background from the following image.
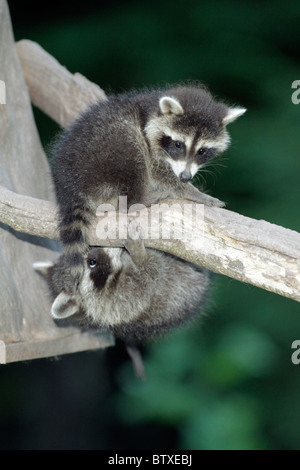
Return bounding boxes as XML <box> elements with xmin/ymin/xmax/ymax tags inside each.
<box><xmin>1</xmin><ymin>0</ymin><xmax>300</xmax><ymax>449</ymax></box>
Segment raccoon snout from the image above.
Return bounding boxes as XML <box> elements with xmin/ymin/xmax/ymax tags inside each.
<box><xmin>179</xmin><ymin>171</ymin><xmax>192</xmax><ymax>182</ymax></box>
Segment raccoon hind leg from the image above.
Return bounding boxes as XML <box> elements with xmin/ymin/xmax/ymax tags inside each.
<box><xmin>124</xmin><ymin>218</ymin><xmax>148</xmax><ymax>266</ymax></box>
<box><xmin>125</xmin><ymin>343</ymin><xmax>146</xmax><ymax>380</ymax></box>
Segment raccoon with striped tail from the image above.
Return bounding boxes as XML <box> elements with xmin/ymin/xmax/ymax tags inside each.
<box><xmin>51</xmin><ymin>84</ymin><xmax>246</xmax><ymax>291</ymax></box>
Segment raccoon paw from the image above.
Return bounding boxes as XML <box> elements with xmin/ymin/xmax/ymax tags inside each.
<box><xmin>204</xmin><ymin>195</ymin><xmax>226</xmax><ymax>208</ymax></box>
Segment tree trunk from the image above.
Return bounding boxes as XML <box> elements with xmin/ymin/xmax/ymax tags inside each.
<box><xmin>0</xmin><ymin>0</ymin><xmax>113</xmax><ymax>363</ymax></box>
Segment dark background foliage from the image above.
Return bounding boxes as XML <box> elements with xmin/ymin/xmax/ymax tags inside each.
<box><xmin>1</xmin><ymin>0</ymin><xmax>300</xmax><ymax>449</ymax></box>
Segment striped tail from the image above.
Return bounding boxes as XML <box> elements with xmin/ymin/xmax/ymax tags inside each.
<box><xmin>58</xmin><ymin>204</ymin><xmax>93</xmax><ymax>292</ymax></box>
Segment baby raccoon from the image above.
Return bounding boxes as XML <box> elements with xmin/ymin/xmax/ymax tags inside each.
<box><xmin>34</xmin><ymin>243</ymin><xmax>210</xmax><ymax>345</ymax></box>
<box><xmin>51</xmin><ymin>84</ymin><xmax>245</xmax><ymax>289</ymax></box>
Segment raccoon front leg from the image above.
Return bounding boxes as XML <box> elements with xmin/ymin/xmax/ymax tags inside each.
<box><xmin>182</xmin><ymin>183</ymin><xmax>225</xmax><ymax>207</ymax></box>
<box><xmin>142</xmin><ymin>189</ymin><xmax>173</xmax><ymax>206</ymax></box>
<box><xmin>143</xmin><ymin>187</ymin><xmax>225</xmax><ymax>208</ymax></box>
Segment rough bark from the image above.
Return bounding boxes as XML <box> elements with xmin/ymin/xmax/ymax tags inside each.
<box><xmin>1</xmin><ymin>185</ymin><xmax>300</xmax><ymax>303</ymax></box>
<box><xmin>16</xmin><ymin>39</ymin><xmax>106</xmax><ymax>128</ymax></box>
<box><xmin>0</xmin><ymin>0</ymin><xmax>113</xmax><ymax>363</ymax></box>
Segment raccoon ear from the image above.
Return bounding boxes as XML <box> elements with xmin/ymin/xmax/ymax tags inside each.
<box><xmin>32</xmin><ymin>261</ymin><xmax>54</xmax><ymax>278</ymax></box>
<box><xmin>51</xmin><ymin>291</ymin><xmax>79</xmax><ymax>319</ymax></box>
<box><xmin>223</xmin><ymin>107</ymin><xmax>247</xmax><ymax>125</ymax></box>
<box><xmin>159</xmin><ymin>96</ymin><xmax>184</xmax><ymax>116</ymax></box>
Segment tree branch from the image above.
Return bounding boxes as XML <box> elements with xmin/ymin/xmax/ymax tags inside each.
<box><xmin>11</xmin><ymin>39</ymin><xmax>300</xmax><ymax>303</ymax></box>
<box><xmin>16</xmin><ymin>39</ymin><xmax>107</xmax><ymax>127</ymax></box>
<box><xmin>0</xmin><ymin>1</ymin><xmax>113</xmax><ymax>363</ymax></box>
<box><xmin>1</xmin><ymin>184</ymin><xmax>300</xmax><ymax>303</ymax></box>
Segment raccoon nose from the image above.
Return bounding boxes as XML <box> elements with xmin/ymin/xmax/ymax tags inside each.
<box><xmin>179</xmin><ymin>171</ymin><xmax>192</xmax><ymax>182</ymax></box>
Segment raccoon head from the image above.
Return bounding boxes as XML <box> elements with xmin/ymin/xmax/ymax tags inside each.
<box><xmin>44</xmin><ymin>247</ymin><xmax>121</xmax><ymax>322</ymax></box>
<box><xmin>145</xmin><ymin>86</ymin><xmax>246</xmax><ymax>182</ymax></box>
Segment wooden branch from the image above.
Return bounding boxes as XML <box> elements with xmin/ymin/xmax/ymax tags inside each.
<box><xmin>16</xmin><ymin>39</ymin><xmax>107</xmax><ymax>128</ymax></box>
<box><xmin>0</xmin><ymin>185</ymin><xmax>59</xmax><ymax>238</ymax></box>
<box><xmin>1</xmin><ymin>185</ymin><xmax>300</xmax><ymax>303</ymax></box>
<box><xmin>0</xmin><ymin>0</ymin><xmax>114</xmax><ymax>364</ymax></box>
<box><xmin>13</xmin><ymin>39</ymin><xmax>300</xmax><ymax>303</ymax></box>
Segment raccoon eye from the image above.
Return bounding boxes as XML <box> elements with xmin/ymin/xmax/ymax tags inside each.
<box><xmin>196</xmin><ymin>147</ymin><xmax>216</xmax><ymax>164</ymax></box>
<box><xmin>88</xmin><ymin>258</ymin><xmax>97</xmax><ymax>269</ymax></box>
<box><xmin>174</xmin><ymin>141</ymin><xmax>183</xmax><ymax>149</ymax></box>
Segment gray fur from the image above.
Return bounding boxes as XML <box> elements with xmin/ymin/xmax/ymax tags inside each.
<box><xmin>51</xmin><ymin>84</ymin><xmax>245</xmax><ymax>290</ymax></box>
<box><xmin>36</xmin><ymin>246</ymin><xmax>210</xmax><ymax>344</ymax></box>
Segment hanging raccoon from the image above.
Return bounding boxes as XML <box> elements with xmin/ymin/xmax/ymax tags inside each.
<box><xmin>34</xmin><ymin>243</ymin><xmax>211</xmax><ymax>377</ymax></box>
<box><xmin>34</xmin><ymin>243</ymin><xmax>210</xmax><ymax>344</ymax></box>
<box><xmin>51</xmin><ymin>84</ymin><xmax>246</xmax><ymax>290</ymax></box>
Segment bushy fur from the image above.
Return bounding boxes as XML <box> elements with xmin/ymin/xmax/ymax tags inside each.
<box><xmin>51</xmin><ymin>84</ymin><xmax>245</xmax><ymax>290</ymax></box>
<box><xmin>41</xmin><ymin>246</ymin><xmax>210</xmax><ymax>344</ymax></box>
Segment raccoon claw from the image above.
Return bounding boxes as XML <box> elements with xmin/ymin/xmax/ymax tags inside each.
<box><xmin>205</xmin><ymin>196</ymin><xmax>226</xmax><ymax>208</ymax></box>
<box><xmin>195</xmin><ymin>192</ymin><xmax>225</xmax><ymax>208</ymax></box>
